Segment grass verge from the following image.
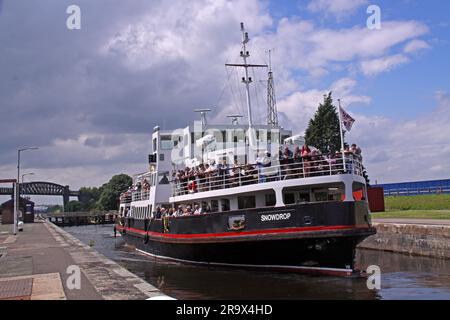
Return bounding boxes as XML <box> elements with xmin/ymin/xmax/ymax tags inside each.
<box><xmin>385</xmin><ymin>194</ymin><xmax>450</xmax><ymax>211</ymax></box>
<box><xmin>372</xmin><ymin>210</ymin><xmax>450</xmax><ymax>220</ymax></box>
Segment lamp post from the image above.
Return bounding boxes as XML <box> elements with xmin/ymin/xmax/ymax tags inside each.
<box><xmin>14</xmin><ymin>147</ymin><xmax>38</xmax><ymax>235</ymax></box>
<box><xmin>22</xmin><ymin>172</ymin><xmax>35</xmax><ymax>183</ymax></box>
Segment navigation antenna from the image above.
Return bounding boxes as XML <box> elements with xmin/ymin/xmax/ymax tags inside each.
<box><xmin>266</xmin><ymin>49</ymin><xmax>278</xmax><ymax>127</ymax></box>
<box><xmin>226</xmin><ymin>114</ymin><xmax>243</xmax><ymax>125</ymax></box>
<box><xmin>194</xmin><ymin>109</ymin><xmax>212</xmax><ymax>126</ymax></box>
<box><xmin>225</xmin><ymin>22</ymin><xmax>267</xmax><ymax>146</ymax></box>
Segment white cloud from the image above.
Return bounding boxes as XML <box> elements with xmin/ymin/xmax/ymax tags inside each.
<box><xmin>307</xmin><ymin>0</ymin><xmax>368</xmax><ymax>19</ymax></box>
<box><xmin>360</xmin><ymin>54</ymin><xmax>410</xmax><ymax>76</ymax></box>
<box><xmin>349</xmin><ymin>92</ymin><xmax>450</xmax><ymax>183</ymax></box>
<box><xmin>404</xmin><ymin>39</ymin><xmax>430</xmax><ymax>53</ymax></box>
<box><xmin>102</xmin><ymin>0</ymin><xmax>272</xmax><ymax>71</ymax></box>
<box><xmin>277</xmin><ymin>77</ymin><xmax>371</xmax><ymax>135</ymax></box>
<box><xmin>250</xmin><ymin>19</ymin><xmax>428</xmax><ymax>84</ymax></box>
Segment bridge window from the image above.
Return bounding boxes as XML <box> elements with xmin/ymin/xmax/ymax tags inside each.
<box><xmin>161</xmin><ymin>135</ymin><xmax>176</xmax><ymax>150</ymax></box>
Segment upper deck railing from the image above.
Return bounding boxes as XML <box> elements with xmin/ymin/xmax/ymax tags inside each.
<box><xmin>171</xmin><ymin>154</ymin><xmax>364</xmax><ymax>197</ymax></box>
<box><xmin>132</xmin><ymin>190</ymin><xmax>150</xmax><ymax>202</ymax></box>
<box><xmin>120</xmin><ymin>194</ymin><xmax>132</xmax><ymax>204</ymax></box>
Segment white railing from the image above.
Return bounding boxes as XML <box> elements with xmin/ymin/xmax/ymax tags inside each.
<box><xmin>132</xmin><ymin>190</ymin><xmax>150</xmax><ymax>202</ymax></box>
<box><xmin>120</xmin><ymin>195</ymin><xmax>132</xmax><ymax>204</ymax></box>
<box><xmin>171</xmin><ymin>155</ymin><xmax>364</xmax><ymax>197</ymax></box>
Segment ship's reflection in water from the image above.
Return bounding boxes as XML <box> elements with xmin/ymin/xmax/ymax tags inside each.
<box><xmin>66</xmin><ymin>225</ymin><xmax>450</xmax><ymax>300</ymax></box>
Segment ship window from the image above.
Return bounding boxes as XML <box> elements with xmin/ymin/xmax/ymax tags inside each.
<box><xmin>221</xmin><ymin>199</ymin><xmax>230</xmax><ymax>212</ymax></box>
<box><xmin>153</xmin><ymin>138</ymin><xmax>157</xmax><ymax>152</ymax></box>
<box><xmin>283</xmin><ymin>193</ymin><xmax>295</xmax><ymax>205</ymax></box>
<box><xmin>265</xmin><ymin>192</ymin><xmax>276</xmax><ymax>207</ymax></box>
<box><xmin>299</xmin><ymin>193</ymin><xmax>310</xmax><ymax>203</ymax></box>
<box><xmin>314</xmin><ymin>192</ymin><xmax>328</xmax><ymax>202</ymax></box>
<box><xmin>211</xmin><ymin>200</ymin><xmax>219</xmax><ymax>213</ymax></box>
<box><xmin>161</xmin><ymin>135</ymin><xmax>174</xmax><ymax>150</ymax></box>
<box><xmin>238</xmin><ymin>196</ymin><xmax>256</xmax><ymax>209</ymax></box>
<box><xmin>159</xmin><ymin>154</ymin><xmax>165</xmax><ymax>161</ymax></box>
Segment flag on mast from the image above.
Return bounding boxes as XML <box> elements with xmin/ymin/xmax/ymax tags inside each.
<box><xmin>339</xmin><ymin>106</ymin><xmax>355</xmax><ymax>132</ymax></box>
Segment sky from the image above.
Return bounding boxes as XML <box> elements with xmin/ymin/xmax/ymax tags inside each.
<box><xmin>0</xmin><ymin>0</ymin><xmax>449</xmax><ymax>204</ymax></box>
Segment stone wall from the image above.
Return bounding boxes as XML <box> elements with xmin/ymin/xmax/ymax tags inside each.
<box><xmin>358</xmin><ymin>222</ymin><xmax>450</xmax><ymax>259</ymax></box>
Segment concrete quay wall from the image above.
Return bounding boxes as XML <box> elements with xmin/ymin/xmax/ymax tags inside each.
<box><xmin>358</xmin><ymin>222</ymin><xmax>450</xmax><ymax>259</ymax></box>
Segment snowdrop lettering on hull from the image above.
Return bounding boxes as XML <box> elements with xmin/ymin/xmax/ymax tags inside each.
<box><xmin>260</xmin><ymin>213</ymin><xmax>291</xmax><ymax>222</ymax></box>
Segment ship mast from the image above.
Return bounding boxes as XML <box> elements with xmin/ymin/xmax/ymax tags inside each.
<box><xmin>226</xmin><ymin>23</ymin><xmax>267</xmax><ymax>147</ymax></box>
<box><xmin>266</xmin><ymin>49</ymin><xmax>278</xmax><ymax>127</ymax></box>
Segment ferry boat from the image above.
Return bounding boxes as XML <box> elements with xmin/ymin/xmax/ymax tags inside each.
<box><xmin>116</xmin><ymin>23</ymin><xmax>376</xmax><ymax>276</ymax></box>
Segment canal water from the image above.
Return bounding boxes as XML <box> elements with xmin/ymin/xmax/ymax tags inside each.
<box><xmin>66</xmin><ymin>224</ymin><xmax>450</xmax><ymax>300</ymax></box>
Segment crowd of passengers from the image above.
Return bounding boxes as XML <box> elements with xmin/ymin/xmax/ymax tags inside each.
<box><xmin>121</xmin><ymin>204</ymin><xmax>210</xmax><ymax>219</ymax></box>
<box><xmin>153</xmin><ymin>204</ymin><xmax>211</xmax><ymax>218</ymax></box>
<box><xmin>120</xmin><ymin>177</ymin><xmax>152</xmax><ymax>201</ymax></box>
<box><xmin>172</xmin><ymin>143</ymin><xmax>362</xmax><ymax>195</ymax></box>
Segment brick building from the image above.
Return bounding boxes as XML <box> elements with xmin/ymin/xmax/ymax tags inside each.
<box><xmin>0</xmin><ymin>197</ymin><xmax>35</xmax><ymax>224</ymax></box>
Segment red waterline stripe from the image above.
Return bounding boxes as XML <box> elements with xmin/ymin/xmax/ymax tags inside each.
<box><xmin>119</xmin><ymin>224</ymin><xmax>370</xmax><ymax>239</ymax></box>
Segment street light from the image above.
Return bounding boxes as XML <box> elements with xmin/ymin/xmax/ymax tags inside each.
<box><xmin>14</xmin><ymin>147</ymin><xmax>39</xmax><ymax>235</ymax></box>
<box><xmin>22</xmin><ymin>172</ymin><xmax>35</xmax><ymax>183</ymax></box>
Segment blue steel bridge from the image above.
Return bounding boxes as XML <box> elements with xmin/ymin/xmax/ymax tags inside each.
<box><xmin>374</xmin><ymin>179</ymin><xmax>450</xmax><ymax>196</ymax></box>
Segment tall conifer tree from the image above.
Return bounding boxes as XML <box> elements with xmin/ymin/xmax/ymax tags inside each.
<box><xmin>304</xmin><ymin>92</ymin><xmax>342</xmax><ymax>154</ymax></box>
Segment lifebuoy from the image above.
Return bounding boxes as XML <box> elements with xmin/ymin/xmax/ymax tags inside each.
<box><xmin>188</xmin><ymin>180</ymin><xmax>197</xmax><ymax>193</ymax></box>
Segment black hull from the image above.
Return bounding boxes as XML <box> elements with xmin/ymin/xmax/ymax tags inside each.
<box><xmin>117</xmin><ymin>201</ymin><xmax>376</xmax><ymax>275</ymax></box>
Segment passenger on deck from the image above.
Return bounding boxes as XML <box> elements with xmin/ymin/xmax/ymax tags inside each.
<box><xmin>155</xmin><ymin>206</ymin><xmax>162</xmax><ymax>219</ymax></box>
<box><xmin>229</xmin><ymin>160</ymin><xmax>241</xmax><ymax>187</ymax></box>
<box><xmin>175</xmin><ymin>205</ymin><xmax>183</xmax><ymax>217</ymax></box>
<box><xmin>256</xmin><ymin>151</ymin><xmax>271</xmax><ymax>183</ymax></box>
<box><xmin>294</xmin><ymin>146</ymin><xmax>302</xmax><ymax>162</ymax></box>
<box><xmin>343</xmin><ymin>144</ymin><xmax>352</xmax><ymax>173</ymax></box>
<box><xmin>193</xmin><ymin>204</ymin><xmax>203</xmax><ymax>215</ymax></box>
<box><xmin>183</xmin><ymin>205</ymin><xmax>193</xmax><ymax>216</ymax></box>
<box><xmin>350</xmin><ymin>143</ymin><xmax>362</xmax><ymax>174</ymax></box>
<box><xmin>281</xmin><ymin>146</ymin><xmax>293</xmax><ymax>179</ymax></box>
<box><xmin>301</xmin><ymin>144</ymin><xmax>312</xmax><ymax>177</ymax></box>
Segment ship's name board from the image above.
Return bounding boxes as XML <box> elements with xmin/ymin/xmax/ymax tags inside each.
<box><xmin>260</xmin><ymin>212</ymin><xmax>291</xmax><ymax>222</ymax></box>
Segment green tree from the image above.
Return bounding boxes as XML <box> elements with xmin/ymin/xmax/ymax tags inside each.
<box><xmin>97</xmin><ymin>174</ymin><xmax>132</xmax><ymax>210</ymax></box>
<box><xmin>78</xmin><ymin>187</ymin><xmax>103</xmax><ymax>211</ymax></box>
<box><xmin>304</xmin><ymin>92</ymin><xmax>342</xmax><ymax>155</ymax></box>
<box><xmin>46</xmin><ymin>205</ymin><xmax>63</xmax><ymax>213</ymax></box>
<box><xmin>65</xmin><ymin>200</ymin><xmax>82</xmax><ymax>212</ymax></box>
